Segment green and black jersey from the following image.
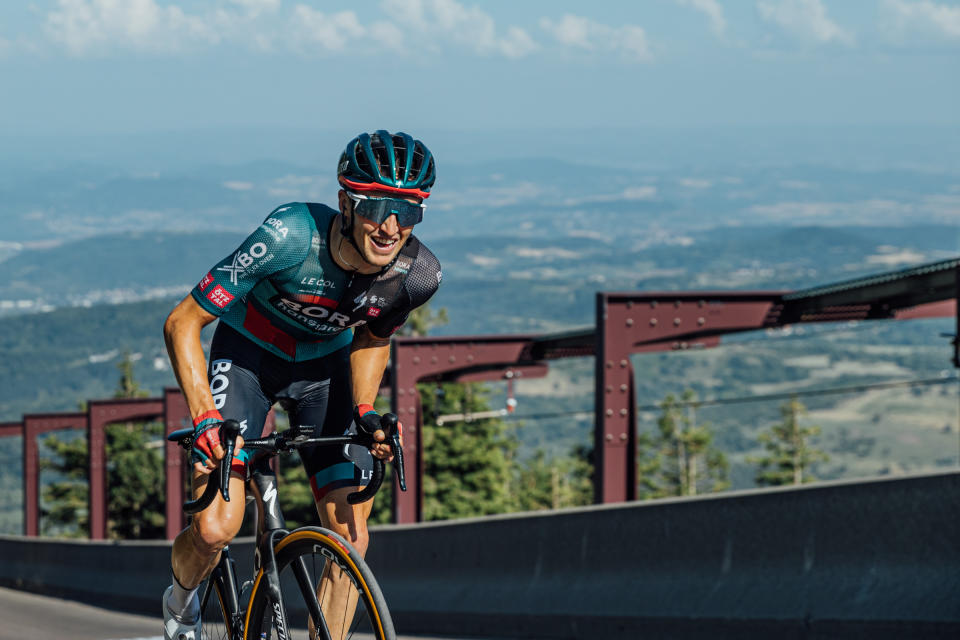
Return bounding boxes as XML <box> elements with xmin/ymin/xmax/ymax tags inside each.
<box><xmin>190</xmin><ymin>202</ymin><xmax>441</xmax><ymax>361</ymax></box>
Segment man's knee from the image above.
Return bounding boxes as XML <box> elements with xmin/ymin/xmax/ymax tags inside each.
<box><xmin>317</xmin><ymin>488</ymin><xmax>372</xmax><ymax>555</ymax></box>
<box><xmin>189</xmin><ymin>510</ymin><xmax>241</xmax><ymax>555</ymax></box>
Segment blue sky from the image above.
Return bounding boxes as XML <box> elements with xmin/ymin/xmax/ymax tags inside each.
<box><xmin>0</xmin><ymin>0</ymin><xmax>957</xmax><ymax>141</ymax></box>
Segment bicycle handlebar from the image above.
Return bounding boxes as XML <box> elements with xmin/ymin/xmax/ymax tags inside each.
<box><xmin>170</xmin><ymin>414</ymin><xmax>406</xmax><ymax>514</ymax></box>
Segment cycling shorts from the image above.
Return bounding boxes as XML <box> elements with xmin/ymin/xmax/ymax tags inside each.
<box><xmin>207</xmin><ymin>323</ymin><xmax>373</xmax><ymax>502</ymax></box>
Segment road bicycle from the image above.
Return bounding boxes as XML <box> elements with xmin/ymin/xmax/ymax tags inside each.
<box><xmin>167</xmin><ymin>415</ymin><xmax>405</xmax><ymax>640</ymax></box>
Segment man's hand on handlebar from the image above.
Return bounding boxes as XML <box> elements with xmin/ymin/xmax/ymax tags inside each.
<box><xmin>354</xmin><ymin>405</ymin><xmax>403</xmax><ymax>462</ymax></box>
<box><xmin>191</xmin><ymin>412</ymin><xmax>244</xmax><ymax>475</ymax></box>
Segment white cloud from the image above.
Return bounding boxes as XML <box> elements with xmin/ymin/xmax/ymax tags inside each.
<box><xmin>229</xmin><ymin>0</ymin><xmax>281</xmax><ymax>16</ymax></box>
<box><xmin>223</xmin><ymin>181</ymin><xmax>254</xmax><ymax>191</ymax></box>
<box><xmin>289</xmin><ymin>6</ymin><xmax>366</xmax><ymax>52</ymax></box>
<box><xmin>381</xmin><ymin>0</ymin><xmax>538</xmax><ymax>58</ymax></box>
<box><xmin>881</xmin><ymin>0</ymin><xmax>960</xmax><ymax>41</ymax></box>
<box><xmin>757</xmin><ymin>0</ymin><xmax>855</xmax><ymax>46</ymax></box>
<box><xmin>44</xmin><ymin>0</ymin><xmax>219</xmax><ymax>56</ymax></box>
<box><xmin>539</xmin><ymin>14</ymin><xmax>652</xmax><ymax>61</ymax></box>
<box><xmin>675</xmin><ymin>0</ymin><xmax>727</xmax><ymax>37</ymax></box>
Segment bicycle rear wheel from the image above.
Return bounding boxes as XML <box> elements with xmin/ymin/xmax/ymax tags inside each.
<box><xmin>243</xmin><ymin>527</ymin><xmax>395</xmax><ymax>640</ymax></box>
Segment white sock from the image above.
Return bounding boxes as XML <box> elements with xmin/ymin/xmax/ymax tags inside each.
<box><xmin>167</xmin><ymin>574</ymin><xmax>200</xmax><ymax>622</ymax></box>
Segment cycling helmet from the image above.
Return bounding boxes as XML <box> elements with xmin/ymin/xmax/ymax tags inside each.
<box><xmin>338</xmin><ymin>130</ymin><xmax>436</xmax><ymax>199</ymax></box>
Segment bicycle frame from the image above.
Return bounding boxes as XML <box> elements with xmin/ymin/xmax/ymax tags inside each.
<box><xmin>168</xmin><ymin>417</ymin><xmax>404</xmax><ymax>640</ymax></box>
<box><xmin>201</xmin><ymin>463</ymin><xmax>298</xmax><ymax>640</ymax></box>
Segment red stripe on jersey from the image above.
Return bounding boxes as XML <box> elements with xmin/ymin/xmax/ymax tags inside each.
<box><xmin>291</xmin><ymin>294</ymin><xmax>338</xmax><ymax>307</ymax></box>
<box><xmin>242</xmin><ymin>304</ymin><xmax>297</xmax><ymax>358</ymax></box>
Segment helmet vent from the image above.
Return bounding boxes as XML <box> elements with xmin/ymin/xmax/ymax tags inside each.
<box><xmin>407</xmin><ymin>147</ymin><xmax>425</xmax><ymax>184</ymax></box>
<box><xmin>355</xmin><ymin>147</ymin><xmax>374</xmax><ymax>178</ymax></box>
<box><xmin>369</xmin><ymin>134</ymin><xmax>392</xmax><ymax>180</ymax></box>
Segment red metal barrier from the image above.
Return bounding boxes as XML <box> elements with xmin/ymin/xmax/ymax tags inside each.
<box><xmin>3</xmin><ymin>259</ymin><xmax>956</xmax><ymax>533</ymax></box>
<box><xmin>22</xmin><ymin>413</ymin><xmax>88</xmax><ymax>537</ymax></box>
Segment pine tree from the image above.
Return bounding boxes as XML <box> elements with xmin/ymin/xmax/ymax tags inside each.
<box><xmin>750</xmin><ymin>396</ymin><xmax>828</xmax><ymax>486</ymax></box>
<box><xmin>515</xmin><ymin>446</ymin><xmax>592</xmax><ymax>511</ymax></box>
<box><xmin>651</xmin><ymin>389</ymin><xmax>729</xmax><ymax>497</ymax></box>
<box><xmin>419</xmin><ymin>382</ymin><xmax>518</xmax><ymax>520</ymax></box>
<box><xmin>40</xmin><ymin>433</ymin><xmax>89</xmax><ymax>537</ymax></box>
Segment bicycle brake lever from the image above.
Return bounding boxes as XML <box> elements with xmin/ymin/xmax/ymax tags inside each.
<box><xmin>379</xmin><ymin>413</ymin><xmax>406</xmax><ymax>492</ymax></box>
<box><xmin>391</xmin><ymin>432</ymin><xmax>407</xmax><ymax>492</ymax></box>
<box><xmin>219</xmin><ymin>419</ymin><xmax>242</xmax><ymax>502</ymax></box>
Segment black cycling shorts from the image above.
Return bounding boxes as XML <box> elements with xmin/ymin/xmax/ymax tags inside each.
<box><xmin>207</xmin><ymin>323</ymin><xmax>373</xmax><ymax>502</ymax></box>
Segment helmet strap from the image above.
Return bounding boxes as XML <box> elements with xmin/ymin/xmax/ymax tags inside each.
<box><xmin>337</xmin><ymin>210</ymin><xmax>365</xmax><ymax>271</ymax></box>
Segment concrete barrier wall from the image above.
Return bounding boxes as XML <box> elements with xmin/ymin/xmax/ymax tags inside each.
<box><xmin>2</xmin><ymin>471</ymin><xmax>958</xmax><ymax>639</ymax></box>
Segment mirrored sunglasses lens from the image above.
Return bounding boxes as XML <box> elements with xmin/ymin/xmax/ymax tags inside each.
<box><xmin>354</xmin><ymin>198</ymin><xmax>422</xmax><ymax>226</ymax></box>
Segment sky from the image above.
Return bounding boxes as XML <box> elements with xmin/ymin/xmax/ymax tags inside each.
<box><xmin>0</xmin><ymin>0</ymin><xmax>958</xmax><ymax>142</ymax></box>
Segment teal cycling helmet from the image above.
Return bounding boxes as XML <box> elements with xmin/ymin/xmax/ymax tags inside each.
<box><xmin>338</xmin><ymin>130</ymin><xmax>436</xmax><ymax>200</ymax></box>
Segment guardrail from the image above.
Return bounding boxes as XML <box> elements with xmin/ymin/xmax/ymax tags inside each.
<box><xmin>1</xmin><ymin>471</ymin><xmax>958</xmax><ymax>639</ymax></box>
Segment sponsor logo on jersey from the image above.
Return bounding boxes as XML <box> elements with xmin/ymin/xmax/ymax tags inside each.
<box><xmin>352</xmin><ymin>292</ymin><xmax>386</xmax><ymax>313</ymax></box>
<box><xmin>367</xmin><ymin>307</ymin><xmax>381</xmax><ymax>317</ymax></box>
<box><xmin>198</xmin><ymin>272</ymin><xmax>214</xmax><ymax>291</ymax></box>
<box><xmin>262</xmin><ymin>217</ymin><xmax>289</xmax><ymax>241</ymax></box>
<box><xmin>436</xmin><ymin>270</ymin><xmax>443</xmax><ymax>284</ymax></box>
<box><xmin>271</xmin><ymin>295</ymin><xmax>352</xmax><ymax>333</ymax></box>
<box><xmin>393</xmin><ymin>260</ymin><xmax>411</xmax><ymax>274</ymax></box>
<box><xmin>207</xmin><ymin>285</ymin><xmax>234</xmax><ymax>308</ymax></box>
<box><xmin>217</xmin><ymin>242</ymin><xmax>268</xmax><ymax>286</ymax></box>
<box><xmin>300</xmin><ymin>277</ymin><xmax>336</xmax><ymax>290</ymax></box>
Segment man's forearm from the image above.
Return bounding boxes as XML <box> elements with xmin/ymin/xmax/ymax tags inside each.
<box><xmin>349</xmin><ymin>327</ymin><xmax>392</xmax><ymax>406</ymax></box>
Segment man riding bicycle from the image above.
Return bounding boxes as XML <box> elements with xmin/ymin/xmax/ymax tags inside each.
<box><xmin>161</xmin><ymin>130</ymin><xmax>441</xmax><ymax>640</ymax></box>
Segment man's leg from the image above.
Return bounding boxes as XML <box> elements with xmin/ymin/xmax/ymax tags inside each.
<box><xmin>165</xmin><ymin>333</ymin><xmax>273</xmax><ymax>635</ymax></box>
<box><xmin>312</xmin><ymin>487</ymin><xmax>375</xmax><ymax>640</ymax></box>
<box><xmin>170</xmin><ymin>470</ymin><xmax>248</xmax><ymax>597</ymax></box>
<box><xmin>164</xmin><ymin>470</ymin><xmax>246</xmax><ymax>639</ymax></box>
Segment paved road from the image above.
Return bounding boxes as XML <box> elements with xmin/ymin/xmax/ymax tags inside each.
<box><xmin>0</xmin><ymin>586</ymin><xmax>495</xmax><ymax>640</ymax></box>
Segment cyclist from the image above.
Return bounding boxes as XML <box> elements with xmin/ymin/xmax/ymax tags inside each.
<box><xmin>161</xmin><ymin>130</ymin><xmax>441</xmax><ymax>640</ymax></box>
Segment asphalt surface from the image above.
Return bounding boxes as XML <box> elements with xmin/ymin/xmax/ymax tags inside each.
<box><xmin>0</xmin><ymin>586</ymin><xmax>496</xmax><ymax>640</ymax></box>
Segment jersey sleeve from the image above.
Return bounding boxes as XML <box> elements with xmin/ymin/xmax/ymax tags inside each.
<box><xmin>367</xmin><ymin>242</ymin><xmax>442</xmax><ymax>338</ymax></box>
<box><xmin>190</xmin><ymin>203</ymin><xmax>313</xmax><ymax>317</ymax></box>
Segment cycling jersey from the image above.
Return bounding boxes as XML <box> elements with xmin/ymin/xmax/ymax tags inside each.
<box><xmin>190</xmin><ymin>203</ymin><xmax>442</xmax><ymax>361</ymax></box>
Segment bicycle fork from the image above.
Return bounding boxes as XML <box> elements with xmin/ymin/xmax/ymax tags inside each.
<box><xmin>249</xmin><ymin>468</ymin><xmax>330</xmax><ymax>640</ymax></box>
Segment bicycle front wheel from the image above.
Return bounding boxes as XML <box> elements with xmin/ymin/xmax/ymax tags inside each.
<box><xmin>243</xmin><ymin>527</ymin><xmax>395</xmax><ymax>640</ymax></box>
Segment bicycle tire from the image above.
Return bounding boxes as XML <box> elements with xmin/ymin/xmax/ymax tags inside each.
<box><xmin>243</xmin><ymin>527</ymin><xmax>395</xmax><ymax>640</ymax></box>
<box><xmin>198</xmin><ymin>569</ymin><xmax>235</xmax><ymax>640</ymax></box>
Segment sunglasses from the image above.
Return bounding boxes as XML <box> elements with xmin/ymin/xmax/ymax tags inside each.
<box><xmin>347</xmin><ymin>192</ymin><xmax>425</xmax><ymax>227</ymax></box>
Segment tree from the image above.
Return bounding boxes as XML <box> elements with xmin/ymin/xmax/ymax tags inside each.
<box><xmin>115</xmin><ymin>350</ymin><xmax>149</xmax><ymax>399</ymax></box>
<box><xmin>515</xmin><ymin>446</ymin><xmax>592</xmax><ymax>511</ymax></box>
<box><xmin>650</xmin><ymin>389</ymin><xmax>729</xmax><ymax>497</ymax></box>
<box><xmin>419</xmin><ymin>382</ymin><xmax>518</xmax><ymax>520</ymax></box>
<box><xmin>40</xmin><ymin>433</ymin><xmax>88</xmax><ymax>537</ymax></box>
<box><xmin>750</xmin><ymin>396</ymin><xmax>828</xmax><ymax>486</ymax></box>
<box><xmin>399</xmin><ymin>305</ymin><xmax>449</xmax><ymax>338</ymax></box>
